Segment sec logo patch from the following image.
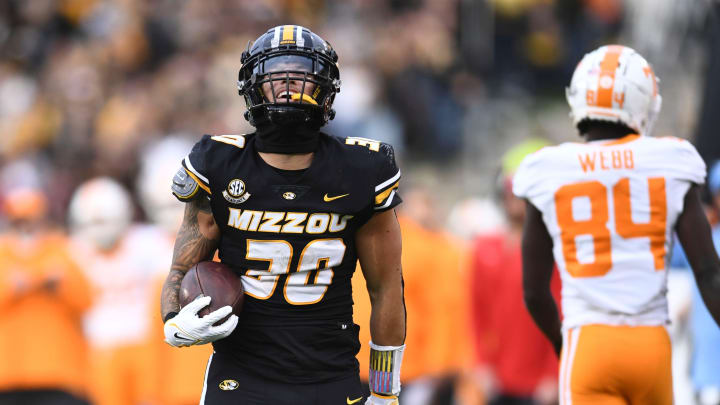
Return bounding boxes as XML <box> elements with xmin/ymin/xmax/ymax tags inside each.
<box><xmin>227</xmin><ymin>179</ymin><xmax>245</xmax><ymax>197</ymax></box>
<box><xmin>219</xmin><ymin>379</ymin><xmax>239</xmax><ymax>391</ymax></box>
<box><xmin>223</xmin><ymin>179</ymin><xmax>251</xmax><ymax>204</ymax></box>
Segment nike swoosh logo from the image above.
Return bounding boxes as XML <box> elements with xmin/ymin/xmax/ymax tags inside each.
<box><xmin>324</xmin><ymin>193</ymin><xmax>349</xmax><ymax>202</ymax></box>
<box><xmin>347</xmin><ymin>397</ymin><xmax>362</xmax><ymax>404</ymax></box>
<box><xmin>174</xmin><ymin>333</ymin><xmax>193</xmax><ymax>341</ymax></box>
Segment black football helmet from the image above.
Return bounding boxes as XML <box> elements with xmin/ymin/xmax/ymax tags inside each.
<box><xmin>238</xmin><ymin>25</ymin><xmax>341</xmax><ymax>129</ymax></box>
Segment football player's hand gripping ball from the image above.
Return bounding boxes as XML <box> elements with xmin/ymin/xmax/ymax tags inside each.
<box><xmin>164</xmin><ymin>295</ymin><xmax>238</xmax><ymax>347</ymax></box>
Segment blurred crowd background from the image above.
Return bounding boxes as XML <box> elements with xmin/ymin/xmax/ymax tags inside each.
<box><xmin>1</xmin><ymin>0</ymin><xmax>719</xmax><ymax>405</ymax></box>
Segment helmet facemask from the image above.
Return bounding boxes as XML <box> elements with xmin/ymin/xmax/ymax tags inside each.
<box><xmin>239</xmin><ymin>51</ymin><xmax>340</xmax><ymax>129</ymax></box>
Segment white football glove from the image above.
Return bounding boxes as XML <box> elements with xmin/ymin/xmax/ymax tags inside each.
<box><xmin>365</xmin><ymin>393</ymin><xmax>399</xmax><ymax>405</ymax></box>
<box><xmin>164</xmin><ymin>295</ymin><xmax>238</xmax><ymax>347</ymax></box>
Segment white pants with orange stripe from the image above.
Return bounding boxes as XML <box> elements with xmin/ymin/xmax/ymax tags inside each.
<box><xmin>559</xmin><ymin>324</ymin><xmax>672</xmax><ymax>405</ymax></box>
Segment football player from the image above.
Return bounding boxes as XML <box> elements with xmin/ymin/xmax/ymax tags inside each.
<box><xmin>0</xmin><ymin>178</ymin><xmax>93</xmax><ymax>405</ymax></box>
<box><xmin>160</xmin><ymin>25</ymin><xmax>406</xmax><ymax>405</ymax></box>
<box><xmin>69</xmin><ymin>177</ymin><xmax>164</xmax><ymax>405</ymax></box>
<box><xmin>514</xmin><ymin>45</ymin><xmax>720</xmax><ymax>404</ymax></box>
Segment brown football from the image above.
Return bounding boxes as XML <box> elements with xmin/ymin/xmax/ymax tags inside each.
<box><xmin>179</xmin><ymin>261</ymin><xmax>244</xmax><ymax>324</ymax></box>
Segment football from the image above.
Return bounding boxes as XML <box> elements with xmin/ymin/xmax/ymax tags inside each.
<box><xmin>179</xmin><ymin>261</ymin><xmax>244</xmax><ymax>323</ymax></box>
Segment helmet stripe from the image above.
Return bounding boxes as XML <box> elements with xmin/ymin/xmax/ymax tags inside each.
<box><xmin>271</xmin><ymin>26</ymin><xmax>281</xmax><ymax>48</ymax></box>
<box><xmin>281</xmin><ymin>25</ymin><xmax>295</xmax><ymax>44</ymax></box>
<box><xmin>595</xmin><ymin>45</ymin><xmax>624</xmax><ymax>108</ymax></box>
<box><xmin>295</xmin><ymin>25</ymin><xmax>305</xmax><ymax>47</ymax></box>
<box><xmin>643</xmin><ymin>65</ymin><xmax>658</xmax><ymax>97</ymax></box>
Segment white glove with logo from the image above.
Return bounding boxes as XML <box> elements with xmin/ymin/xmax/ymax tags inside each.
<box><xmin>365</xmin><ymin>393</ymin><xmax>399</xmax><ymax>405</ymax></box>
<box><xmin>164</xmin><ymin>295</ymin><xmax>238</xmax><ymax>347</ymax></box>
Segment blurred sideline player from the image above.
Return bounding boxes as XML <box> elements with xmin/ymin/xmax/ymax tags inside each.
<box><xmin>160</xmin><ymin>25</ymin><xmax>406</xmax><ymax>405</ymax></box>
<box><xmin>69</xmin><ymin>177</ymin><xmax>167</xmax><ymax>405</ymax></box>
<box><xmin>138</xmin><ymin>137</ymin><xmax>213</xmax><ymax>405</ymax></box>
<box><xmin>353</xmin><ymin>185</ymin><xmax>471</xmax><ymax>405</ymax></box>
<box><xmin>0</xmin><ymin>171</ymin><xmax>93</xmax><ymax>405</ymax></box>
<box><xmin>515</xmin><ymin>45</ymin><xmax>720</xmax><ymax>404</ymax></box>
<box><xmin>469</xmin><ymin>139</ymin><xmax>560</xmax><ymax>405</ymax></box>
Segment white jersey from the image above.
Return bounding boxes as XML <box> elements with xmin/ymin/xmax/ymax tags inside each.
<box><xmin>513</xmin><ymin>135</ymin><xmax>706</xmax><ymax>330</ymax></box>
<box><xmin>74</xmin><ymin>225</ymin><xmax>173</xmax><ymax>348</ymax></box>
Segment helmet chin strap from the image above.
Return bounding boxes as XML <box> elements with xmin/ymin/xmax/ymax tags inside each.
<box><xmin>246</xmin><ymin>104</ymin><xmax>325</xmax><ymax>127</ymax></box>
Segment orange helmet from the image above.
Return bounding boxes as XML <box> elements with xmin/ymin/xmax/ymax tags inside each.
<box><xmin>2</xmin><ymin>188</ymin><xmax>48</xmax><ymax>221</ymax></box>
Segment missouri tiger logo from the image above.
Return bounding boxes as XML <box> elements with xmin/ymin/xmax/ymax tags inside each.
<box><xmin>219</xmin><ymin>379</ymin><xmax>239</xmax><ymax>391</ymax></box>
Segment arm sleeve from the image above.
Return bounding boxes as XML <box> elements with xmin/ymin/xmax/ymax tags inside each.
<box><xmin>373</xmin><ymin>143</ymin><xmax>402</xmax><ymax>212</ymax></box>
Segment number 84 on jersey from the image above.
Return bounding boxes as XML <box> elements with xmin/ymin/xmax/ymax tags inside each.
<box><xmin>554</xmin><ymin>176</ymin><xmax>668</xmax><ymax>278</ymax></box>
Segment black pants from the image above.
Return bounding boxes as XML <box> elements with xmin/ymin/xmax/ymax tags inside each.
<box><xmin>201</xmin><ymin>352</ymin><xmax>365</xmax><ymax>405</ymax></box>
<box><xmin>0</xmin><ymin>390</ymin><xmax>90</xmax><ymax>405</ymax></box>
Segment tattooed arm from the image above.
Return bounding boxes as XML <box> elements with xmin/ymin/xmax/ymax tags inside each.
<box><xmin>160</xmin><ymin>197</ymin><xmax>220</xmax><ymax>320</ymax></box>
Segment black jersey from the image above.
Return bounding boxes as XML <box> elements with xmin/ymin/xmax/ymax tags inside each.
<box><xmin>173</xmin><ymin>132</ymin><xmax>402</xmax><ymax>383</ymax></box>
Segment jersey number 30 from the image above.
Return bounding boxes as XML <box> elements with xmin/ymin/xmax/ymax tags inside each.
<box><xmin>554</xmin><ymin>177</ymin><xmax>666</xmax><ymax>278</ymax></box>
<box><xmin>242</xmin><ymin>239</ymin><xmax>346</xmax><ymax>305</ymax></box>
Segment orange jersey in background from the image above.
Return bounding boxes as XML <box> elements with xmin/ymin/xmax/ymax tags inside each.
<box><xmin>353</xmin><ymin>215</ymin><xmax>472</xmax><ymax>382</ymax></box>
<box><xmin>146</xmin><ymin>239</ymin><xmax>215</xmax><ymax>405</ymax></box>
<box><xmin>74</xmin><ymin>225</ymin><xmax>171</xmax><ymax>405</ymax></box>
<box><xmin>0</xmin><ymin>231</ymin><xmax>92</xmax><ymax>397</ymax></box>
<box><xmin>148</xmin><ymin>275</ymin><xmax>213</xmax><ymax>405</ymax></box>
